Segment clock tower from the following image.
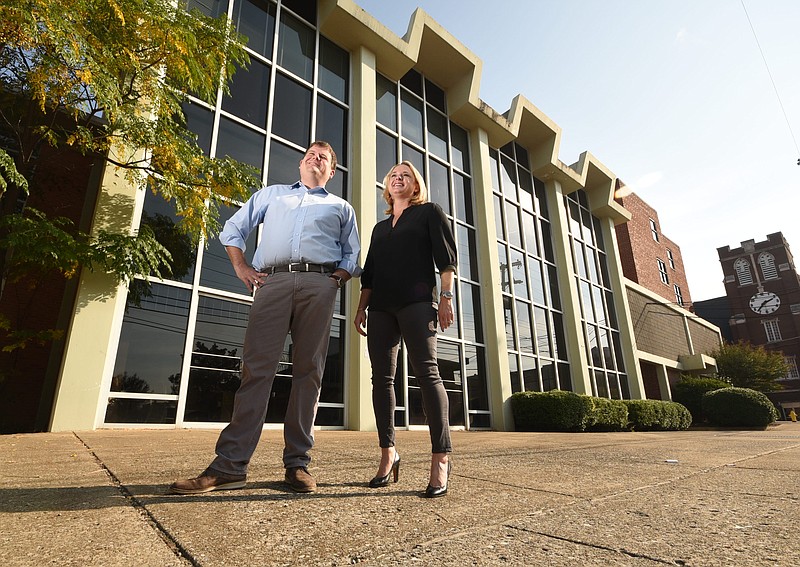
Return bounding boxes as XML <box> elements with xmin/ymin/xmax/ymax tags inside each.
<box><xmin>717</xmin><ymin>232</ymin><xmax>800</xmax><ymax>416</ymax></box>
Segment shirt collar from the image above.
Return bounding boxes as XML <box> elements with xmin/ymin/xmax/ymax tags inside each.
<box><xmin>293</xmin><ymin>180</ymin><xmax>329</xmax><ymax>195</ymax></box>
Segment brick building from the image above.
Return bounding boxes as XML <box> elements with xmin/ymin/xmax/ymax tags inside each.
<box><xmin>615</xmin><ymin>189</ymin><xmax>692</xmax><ymax>309</ymax></box>
<box><xmin>718</xmin><ymin>232</ymin><xmax>800</xmax><ymax>415</ymax></box>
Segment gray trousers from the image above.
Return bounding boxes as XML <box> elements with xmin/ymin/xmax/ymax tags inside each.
<box><xmin>368</xmin><ymin>302</ymin><xmax>452</xmax><ymax>454</ymax></box>
<box><xmin>210</xmin><ymin>271</ymin><xmax>338</xmax><ymax>475</ymax></box>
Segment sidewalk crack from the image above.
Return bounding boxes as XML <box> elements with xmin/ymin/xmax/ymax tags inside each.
<box><xmin>73</xmin><ymin>432</ymin><xmax>200</xmax><ymax>567</ymax></box>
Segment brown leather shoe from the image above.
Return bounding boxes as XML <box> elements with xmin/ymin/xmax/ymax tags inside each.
<box><xmin>284</xmin><ymin>466</ymin><xmax>316</xmax><ymax>493</ymax></box>
<box><xmin>168</xmin><ymin>469</ymin><xmax>246</xmax><ymax>495</ymax></box>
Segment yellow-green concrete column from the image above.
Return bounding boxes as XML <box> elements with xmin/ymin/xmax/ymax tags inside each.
<box><xmin>345</xmin><ymin>45</ymin><xmax>377</xmax><ymax>431</ymax></box>
<box><xmin>49</xmin><ymin>159</ymin><xmax>141</xmax><ymax>431</ymax></box>
<box><xmin>546</xmin><ymin>180</ymin><xmax>591</xmax><ymax>394</ymax></box>
<box><xmin>470</xmin><ymin>128</ymin><xmax>513</xmax><ymax>431</ymax></box>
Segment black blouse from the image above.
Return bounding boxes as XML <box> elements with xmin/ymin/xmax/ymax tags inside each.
<box><xmin>361</xmin><ymin>202</ymin><xmax>457</xmax><ymax>311</ymax></box>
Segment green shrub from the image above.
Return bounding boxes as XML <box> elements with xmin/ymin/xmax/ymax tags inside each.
<box><xmin>702</xmin><ymin>387</ymin><xmax>779</xmax><ymax>427</ymax></box>
<box><xmin>511</xmin><ymin>390</ymin><xmax>593</xmax><ymax>432</ymax></box>
<box><xmin>623</xmin><ymin>399</ymin><xmax>692</xmax><ymax>431</ymax></box>
<box><xmin>671</xmin><ymin>376</ymin><xmax>731</xmax><ymax>423</ymax></box>
<box><xmin>585</xmin><ymin>396</ymin><xmax>628</xmax><ymax>431</ymax></box>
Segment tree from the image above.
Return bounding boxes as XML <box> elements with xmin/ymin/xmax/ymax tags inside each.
<box><xmin>0</xmin><ymin>0</ymin><xmax>257</xmax><ymax>351</ymax></box>
<box><xmin>711</xmin><ymin>341</ymin><xmax>788</xmax><ymax>392</ymax></box>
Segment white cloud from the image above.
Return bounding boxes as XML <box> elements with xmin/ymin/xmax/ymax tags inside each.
<box><xmin>633</xmin><ymin>171</ymin><xmax>664</xmax><ymax>190</ymax></box>
<box><xmin>675</xmin><ymin>28</ymin><xmax>689</xmax><ymax>43</ymax></box>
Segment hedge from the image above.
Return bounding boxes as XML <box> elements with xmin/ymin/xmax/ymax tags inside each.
<box><xmin>702</xmin><ymin>387</ymin><xmax>778</xmax><ymax>427</ymax></box>
<box><xmin>622</xmin><ymin>399</ymin><xmax>691</xmax><ymax>431</ymax></box>
<box><xmin>671</xmin><ymin>376</ymin><xmax>731</xmax><ymax>424</ymax></box>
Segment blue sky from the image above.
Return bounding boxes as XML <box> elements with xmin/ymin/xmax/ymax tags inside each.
<box><xmin>354</xmin><ymin>1</ymin><xmax>800</xmax><ymax>301</ymax></box>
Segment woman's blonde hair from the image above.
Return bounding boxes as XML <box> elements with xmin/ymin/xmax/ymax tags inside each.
<box><xmin>381</xmin><ymin>161</ymin><xmax>428</xmax><ymax>215</ymax></box>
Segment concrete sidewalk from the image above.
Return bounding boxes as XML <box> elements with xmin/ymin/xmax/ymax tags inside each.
<box><xmin>1</xmin><ymin>424</ymin><xmax>799</xmax><ymax>566</ymax></box>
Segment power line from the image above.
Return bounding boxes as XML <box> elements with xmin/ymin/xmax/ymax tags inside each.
<box><xmin>740</xmin><ymin>0</ymin><xmax>800</xmax><ymax>159</ymax></box>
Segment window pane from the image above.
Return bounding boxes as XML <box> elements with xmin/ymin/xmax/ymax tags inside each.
<box><xmin>320</xmin><ymin>320</ymin><xmax>344</xmax><ymax>404</ymax></box>
<box><xmin>319</xmin><ymin>36</ymin><xmax>348</xmax><ymax>102</ymax></box>
<box><xmin>277</xmin><ymin>12</ymin><xmax>314</xmax><ymax>81</ymax></box>
<box><xmin>184</xmin><ymin>296</ymin><xmax>249</xmax><ymax>422</ymax></box>
<box><xmin>141</xmin><ymin>192</ymin><xmax>197</xmax><ymax>283</ymax></box>
<box><xmin>427</xmin><ymin>106</ymin><xmax>448</xmax><ymax>159</ymax></box>
<box><xmin>272</xmin><ymin>74</ymin><xmax>311</xmax><ymax>147</ymax></box>
<box><xmin>376</xmin><ymin>129</ymin><xmax>398</xmax><ymax>183</ymax></box>
<box><xmin>450</xmin><ymin>122</ymin><xmax>469</xmax><ymax>173</ymax></box>
<box><xmin>508</xmin><ymin>353</ymin><xmax>520</xmax><ymax>393</ymax></box>
<box><xmin>401</xmin><ymin>142</ymin><xmax>424</xmax><ymax>177</ymax></box>
<box><xmin>282</xmin><ymin>0</ymin><xmax>315</xmax><ymax>24</ymax></box>
<box><xmin>522</xmin><ymin>211</ymin><xmax>537</xmax><ymax>256</ymax></box>
<box><xmin>425</xmin><ymin>78</ymin><xmax>446</xmax><ymax>112</ymax></box>
<box><xmin>216</xmin><ymin>116</ymin><xmax>265</xmax><ymax>175</ymax></box>
<box><xmin>541</xmin><ymin>360</ymin><xmax>556</xmax><ymax>391</ymax></box>
<box><xmin>504</xmin><ymin>201</ymin><xmax>522</xmax><ymax>248</ymax></box>
<box><xmin>500</xmin><ymin>155</ymin><xmax>517</xmax><ymax>200</ymax></box>
<box><xmin>456</xmin><ymin>225</ymin><xmax>478</xmax><ymax>281</ymax></box>
<box><xmin>400</xmin><ymin>90</ymin><xmax>424</xmax><ymax>146</ymax></box>
<box><xmin>182</xmin><ymin>101</ymin><xmax>213</xmax><ymax>156</ymax></box>
<box><xmin>222</xmin><ymin>59</ymin><xmax>270</xmax><ymax>128</ymax></box>
<box><xmin>516</xmin><ymin>301</ymin><xmax>533</xmax><ymax>354</ymax></box>
<box><xmin>200</xmin><ymin>203</ymin><xmax>258</xmax><ymax>293</ymax></box>
<box><xmin>493</xmin><ymin>194</ymin><xmax>504</xmax><ymax>240</ymax></box>
<box><xmin>460</xmin><ymin>282</ymin><xmax>483</xmax><ymax>343</ymax></box>
<box><xmin>503</xmin><ymin>293</ymin><xmax>515</xmax><ymax>351</ymax></box>
<box><xmin>453</xmin><ymin>173</ymin><xmax>473</xmax><ymax>225</ymax></box>
<box><xmin>534</xmin><ymin>306</ymin><xmax>551</xmax><ymax>358</ymax></box>
<box><xmin>376</xmin><ymin>74</ymin><xmax>397</xmax><ymax>130</ymax></box>
<box><xmin>518</xmin><ymin>166</ymin><xmax>533</xmax><ymax>211</ymax></box>
<box><xmin>184</xmin><ymin>0</ymin><xmax>228</xmax><ymax>18</ymax></box>
<box><xmin>400</xmin><ymin>68</ymin><xmax>423</xmax><ymax>97</ymax></box>
<box><xmin>521</xmin><ymin>356</ymin><xmax>538</xmax><ymax>391</ymax></box>
<box><xmin>267</xmin><ymin>140</ymin><xmax>303</xmax><ymax>187</ymax></box>
<box><xmin>510</xmin><ymin>248</ymin><xmax>527</xmax><ymax>300</ymax></box>
<box><xmin>105</xmin><ymin>399</ymin><xmax>177</xmax><ymax>424</ymax></box>
<box><xmin>465</xmin><ymin>345</ymin><xmax>488</xmax><ymax>410</ymax></box>
<box><xmin>547</xmin><ymin>264</ymin><xmax>561</xmax><ymax>310</ymax></box>
<box><xmin>111</xmin><ymin>283</ymin><xmax>190</xmax><ymax>395</ymax></box>
<box><xmin>534</xmin><ymin>178</ymin><xmax>549</xmax><ymax>219</ymax></box>
<box><xmin>233</xmin><ymin>0</ymin><xmax>275</xmax><ymax>58</ymax></box>
<box><xmin>315</xmin><ymin>97</ymin><xmax>348</xmax><ymax>166</ymax></box>
<box><xmin>489</xmin><ymin>150</ymin><xmax>500</xmax><ymax>190</ymax></box>
<box><xmin>529</xmin><ymin>257</ymin><xmax>545</xmax><ymax>305</ymax></box>
<box><xmin>428</xmin><ymin>158</ymin><xmax>450</xmax><ymax>215</ymax></box>
<box><xmin>540</xmin><ymin>221</ymin><xmax>555</xmax><ymax>262</ymax></box>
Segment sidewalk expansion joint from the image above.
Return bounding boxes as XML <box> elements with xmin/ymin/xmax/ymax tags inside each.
<box><xmin>505</xmin><ymin>525</ymin><xmax>682</xmax><ymax>565</ymax></box>
<box><xmin>73</xmin><ymin>432</ymin><xmax>201</xmax><ymax>567</ymax></box>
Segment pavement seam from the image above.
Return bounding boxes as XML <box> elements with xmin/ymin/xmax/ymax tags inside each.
<box><xmin>503</xmin><ymin>525</ymin><xmax>680</xmax><ymax>565</ymax></box>
<box><xmin>73</xmin><ymin>432</ymin><xmax>200</xmax><ymax>567</ymax></box>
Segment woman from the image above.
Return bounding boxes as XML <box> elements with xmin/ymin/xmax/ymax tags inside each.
<box><xmin>354</xmin><ymin>161</ymin><xmax>457</xmax><ymax>498</ymax></box>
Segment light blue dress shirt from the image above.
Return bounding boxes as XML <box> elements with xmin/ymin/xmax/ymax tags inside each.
<box><xmin>220</xmin><ymin>181</ymin><xmax>361</xmax><ymax>276</ymax></box>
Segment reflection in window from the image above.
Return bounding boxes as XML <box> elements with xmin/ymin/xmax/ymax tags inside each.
<box><xmin>316</xmin><ymin>97</ymin><xmax>348</xmax><ymax>166</ymax></box>
<box><xmin>111</xmin><ymin>283</ymin><xmax>190</xmax><ymax>396</ymax></box>
<box><xmin>319</xmin><ymin>36</ymin><xmax>348</xmax><ymax>102</ymax></box>
<box><xmin>216</xmin><ymin>116</ymin><xmax>265</xmax><ymax>175</ymax></box>
<box><xmin>277</xmin><ymin>11</ymin><xmax>314</xmax><ymax>81</ymax></box>
<box><xmin>272</xmin><ymin>74</ymin><xmax>311</xmax><ymax>147</ymax></box>
<box><xmin>200</xmin><ymin>204</ymin><xmax>258</xmax><ymax>294</ymax></box>
<box><xmin>141</xmin><ymin>192</ymin><xmax>197</xmax><ymax>283</ymax></box>
<box><xmin>222</xmin><ymin>59</ymin><xmax>270</xmax><ymax>128</ymax></box>
<box><xmin>233</xmin><ymin>0</ymin><xmax>275</xmax><ymax>58</ymax></box>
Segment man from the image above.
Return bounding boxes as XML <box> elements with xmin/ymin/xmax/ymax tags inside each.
<box><xmin>170</xmin><ymin>141</ymin><xmax>360</xmax><ymax>494</ymax></box>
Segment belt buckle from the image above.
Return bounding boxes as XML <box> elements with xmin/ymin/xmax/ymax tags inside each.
<box><xmin>288</xmin><ymin>262</ymin><xmax>305</xmax><ymax>273</ymax></box>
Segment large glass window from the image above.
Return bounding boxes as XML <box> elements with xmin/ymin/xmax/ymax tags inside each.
<box><xmin>375</xmin><ymin>69</ymin><xmax>487</xmax><ymax>429</ymax></box>
<box><xmin>493</xmin><ymin>143</ymin><xmax>569</xmax><ymax>394</ymax></box>
<box><xmin>565</xmin><ymin>190</ymin><xmax>628</xmax><ymax>399</ymax></box>
<box><xmin>107</xmin><ymin>0</ymin><xmax>352</xmax><ymax>427</ymax></box>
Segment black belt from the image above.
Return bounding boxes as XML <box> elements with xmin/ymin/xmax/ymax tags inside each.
<box><xmin>264</xmin><ymin>263</ymin><xmax>334</xmax><ymax>274</ymax></box>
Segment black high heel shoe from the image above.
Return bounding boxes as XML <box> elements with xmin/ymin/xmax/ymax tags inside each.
<box><xmin>368</xmin><ymin>452</ymin><xmax>400</xmax><ymax>488</ymax></box>
<box><xmin>424</xmin><ymin>459</ymin><xmax>451</xmax><ymax>498</ymax></box>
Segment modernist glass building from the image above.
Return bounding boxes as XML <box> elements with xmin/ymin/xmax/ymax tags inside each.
<box><xmin>47</xmin><ymin>0</ymin><xmax>720</xmax><ymax>432</ymax></box>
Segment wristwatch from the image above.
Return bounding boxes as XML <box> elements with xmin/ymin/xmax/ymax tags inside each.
<box><xmin>440</xmin><ymin>290</ymin><xmax>454</xmax><ymax>299</ymax></box>
<box><xmin>330</xmin><ymin>274</ymin><xmax>344</xmax><ymax>288</ymax></box>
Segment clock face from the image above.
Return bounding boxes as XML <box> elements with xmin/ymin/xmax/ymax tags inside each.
<box><xmin>749</xmin><ymin>291</ymin><xmax>781</xmax><ymax>315</ymax></box>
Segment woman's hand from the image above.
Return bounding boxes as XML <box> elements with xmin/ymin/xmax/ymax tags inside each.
<box><xmin>438</xmin><ymin>297</ymin><xmax>454</xmax><ymax>330</ymax></box>
<box><xmin>354</xmin><ymin>309</ymin><xmax>368</xmax><ymax>336</ymax></box>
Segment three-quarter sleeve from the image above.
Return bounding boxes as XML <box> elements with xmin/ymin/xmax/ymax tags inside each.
<box><xmin>428</xmin><ymin>203</ymin><xmax>457</xmax><ymax>274</ymax></box>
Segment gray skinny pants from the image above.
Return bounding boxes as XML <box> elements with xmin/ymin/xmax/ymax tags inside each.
<box><xmin>368</xmin><ymin>302</ymin><xmax>452</xmax><ymax>454</ymax></box>
<box><xmin>210</xmin><ymin>271</ymin><xmax>338</xmax><ymax>475</ymax></box>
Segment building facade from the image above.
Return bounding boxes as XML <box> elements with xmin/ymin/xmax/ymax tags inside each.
<box><xmin>615</xmin><ymin>190</ymin><xmax>692</xmax><ymax>309</ymax></box>
<box><xmin>718</xmin><ymin>232</ymin><xmax>800</xmax><ymax>414</ymax></box>
<box><xmin>27</xmin><ymin>0</ymin><xmax>722</xmax><ymax>433</ymax></box>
